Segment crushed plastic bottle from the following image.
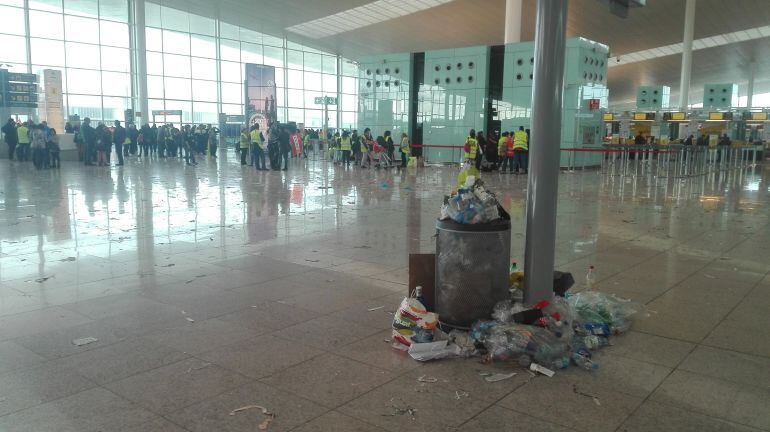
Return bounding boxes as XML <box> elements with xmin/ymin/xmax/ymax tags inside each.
<box><xmin>585</xmin><ymin>265</ymin><xmax>596</xmax><ymax>289</ymax></box>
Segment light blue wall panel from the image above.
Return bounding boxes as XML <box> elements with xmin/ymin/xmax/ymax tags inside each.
<box><xmin>357</xmin><ymin>53</ymin><xmax>412</xmax><ymax>138</ymax></box>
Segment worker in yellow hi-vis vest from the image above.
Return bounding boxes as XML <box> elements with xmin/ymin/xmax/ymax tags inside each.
<box><xmin>464</xmin><ymin>128</ymin><xmax>478</xmax><ymax>162</ymax></box>
<box><xmin>512</xmin><ymin>126</ymin><xmax>528</xmax><ymax>174</ymax></box>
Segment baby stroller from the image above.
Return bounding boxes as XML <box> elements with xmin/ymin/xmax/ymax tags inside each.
<box><xmin>372</xmin><ymin>142</ymin><xmax>391</xmax><ymax>168</ymax></box>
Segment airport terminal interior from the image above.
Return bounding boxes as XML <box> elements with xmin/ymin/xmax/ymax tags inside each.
<box><xmin>1</xmin><ymin>0</ymin><xmax>769</xmax><ymax>431</ymax></box>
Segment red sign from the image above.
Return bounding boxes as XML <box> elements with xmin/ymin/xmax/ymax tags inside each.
<box><xmin>587</xmin><ymin>99</ymin><xmax>600</xmax><ymax>110</ymax></box>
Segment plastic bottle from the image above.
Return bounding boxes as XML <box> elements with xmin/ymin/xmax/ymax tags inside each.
<box><xmin>585</xmin><ymin>265</ymin><xmax>596</xmax><ymax>289</ymax></box>
<box><xmin>510</xmin><ymin>260</ymin><xmax>518</xmax><ymax>273</ymax></box>
<box><xmin>414</xmin><ymin>286</ymin><xmax>426</xmax><ymax>308</ymax></box>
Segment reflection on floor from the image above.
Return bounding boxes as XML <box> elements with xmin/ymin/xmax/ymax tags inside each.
<box><xmin>0</xmin><ymin>152</ymin><xmax>768</xmax><ymax>432</ymax></box>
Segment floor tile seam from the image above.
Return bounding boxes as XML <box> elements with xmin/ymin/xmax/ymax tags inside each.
<box><xmin>449</xmin><ymin>375</ymin><xmax>536</xmax><ymax>429</ymax></box>
<box><xmin>694</xmin><ymin>233</ymin><xmax>770</xmax><ymax>345</ymax></box>
<box><xmin>698</xmin><ymin>340</ymin><xmax>770</xmax><ymax>361</ymax></box>
<box><xmin>638</xmin><ymin>258</ymin><xmax>714</xmax><ymax>306</ymax></box>
<box><xmin>284</xmin><ymin>410</ymin><xmax>384</xmax><ymax>432</ymax></box>
<box><xmin>0</xmin><ymin>374</ymin><xmax>104</xmax><ymax>419</ymax></box>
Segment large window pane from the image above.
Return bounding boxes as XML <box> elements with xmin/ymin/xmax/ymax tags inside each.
<box><xmin>239</xmin><ymin>28</ymin><xmax>262</xmax><ymax>44</ymax></box>
<box><xmin>64</xmin><ymin>0</ymin><xmax>97</xmax><ymax>17</ymax></box>
<box><xmin>102</xmin><ymin>71</ymin><xmax>130</xmax><ymax>96</ymax></box>
<box><xmin>303</xmin><ymin>52</ymin><xmax>322</xmax><ymax>72</ymax></box>
<box><xmin>303</xmin><ymin>71</ymin><xmax>322</xmax><ymax>91</ymax></box>
<box><xmin>31</xmin><ymin>38</ymin><xmax>65</xmax><ymax>66</ymax></box>
<box><xmin>220</xmin><ymin>60</ymin><xmax>241</xmax><ymax>83</ymax></box>
<box><xmin>147</xmin><ymin>75</ymin><xmax>164</xmax><ymax>98</ymax></box>
<box><xmin>241</xmin><ymin>42</ymin><xmax>262</xmax><ymax>64</ymax></box>
<box><xmin>274</xmin><ymin>67</ymin><xmax>285</xmax><ymax>87</ymax></box>
<box><xmin>341</xmin><ymin>94</ymin><xmax>356</xmax><ymax>111</ymax></box>
<box><xmin>100</xmin><ymin>20</ymin><xmax>129</xmax><ymax>47</ymax></box>
<box><xmin>66</xmin><ymin>94</ymin><xmax>102</xmax><ymax>120</ymax></box>
<box><xmin>146</xmin><ymin>51</ymin><xmax>163</xmax><ymax>74</ymax></box>
<box><xmin>144</xmin><ymin>2</ymin><xmax>160</xmax><ymax>27</ymax></box>
<box><xmin>29</xmin><ymin>0</ymin><xmax>61</xmax><ymax>12</ymax></box>
<box><xmin>191</xmin><ymin>57</ymin><xmax>216</xmax><ymax>80</ymax></box>
<box><xmin>101</xmin><ymin>46</ymin><xmax>130</xmax><ymax>72</ymax></box>
<box><xmin>162</xmin><ymin>30</ymin><xmax>190</xmax><ymax>55</ymax></box>
<box><xmin>263</xmin><ymin>34</ymin><xmax>282</xmax><ymax>48</ymax></box>
<box><xmin>342</xmin><ymin>59</ymin><xmax>358</xmax><ymax>76</ymax></box>
<box><xmin>221</xmin><ymin>103</ymin><xmax>242</xmax><ymax>115</ymax></box>
<box><xmin>322</xmin><ymin>74</ymin><xmax>337</xmax><ymax>93</ymax></box>
<box><xmin>65</xmin><ymin>42</ymin><xmax>100</xmax><ymax>69</ymax></box>
<box><xmin>341</xmin><ymin>111</ymin><xmax>356</xmax><ymax>129</ymax></box>
<box><xmin>29</xmin><ymin>10</ymin><xmax>63</xmax><ymax>39</ymax></box>
<box><xmin>67</xmin><ymin>68</ymin><xmax>102</xmax><ymax>94</ymax></box>
<box><xmin>323</xmin><ymin>55</ymin><xmax>337</xmax><ymax>74</ymax></box>
<box><xmin>190</xmin><ymin>34</ymin><xmax>215</xmax><ymax>58</ymax></box>
<box><xmin>163</xmin><ymin>53</ymin><xmax>191</xmax><ymax>78</ymax></box>
<box><xmin>221</xmin><ymin>82</ymin><xmax>242</xmax><ymax>104</ymax></box>
<box><xmin>342</xmin><ymin>76</ymin><xmax>356</xmax><ymax>94</ymax></box>
<box><xmin>160</xmin><ymin>6</ymin><xmax>188</xmax><ymax>32</ymax></box>
<box><xmin>0</xmin><ymin>34</ymin><xmax>27</xmax><ymax>63</ymax></box>
<box><xmin>189</xmin><ymin>14</ymin><xmax>215</xmax><ymax>36</ymax></box>
<box><xmin>304</xmin><ymin>90</ymin><xmax>322</xmax><ymax>108</ymax></box>
<box><xmin>148</xmin><ymin>98</ymin><xmax>164</xmax><ymax>117</ymax></box>
<box><xmin>220</xmin><ymin>39</ymin><xmax>240</xmax><ymax>62</ymax></box>
<box><xmin>286</xmin><ymin>50</ymin><xmax>302</xmax><ymax>70</ymax></box>
<box><xmin>287</xmin><ymin>89</ymin><xmax>303</xmax><ymax>108</ymax></box>
<box><xmin>192</xmin><ymin>79</ymin><xmax>217</xmax><ymax>102</ymax></box>
<box><xmin>164</xmin><ymin>99</ymin><xmax>192</xmax><ymax>122</ymax></box>
<box><xmin>146</xmin><ymin>27</ymin><xmax>163</xmax><ymax>51</ymax></box>
<box><xmin>64</xmin><ymin>15</ymin><xmax>98</xmax><ymax>43</ymax></box>
<box><xmin>287</xmin><ymin>69</ymin><xmax>303</xmax><ymax>89</ymax></box>
<box><xmin>192</xmin><ymin>102</ymin><xmax>218</xmax><ymax>124</ymax></box>
<box><xmin>305</xmin><ymin>109</ymin><xmax>322</xmax><ymax>127</ymax></box>
<box><xmin>0</xmin><ymin>0</ymin><xmax>24</xmax><ymax>6</ymax></box>
<box><xmin>219</xmin><ymin>22</ymin><xmax>238</xmax><ymax>40</ymax></box>
<box><xmin>99</xmin><ymin>0</ymin><xmax>127</xmax><ymax>22</ymax></box>
<box><xmin>287</xmin><ymin>108</ymin><xmax>303</xmax><ymax>123</ymax></box>
<box><xmin>102</xmin><ymin>96</ymin><xmax>129</xmax><ymax>121</ymax></box>
<box><xmin>0</xmin><ymin>6</ymin><xmax>26</xmax><ymax>34</ymax></box>
<box><xmin>164</xmin><ymin>77</ymin><xmax>190</xmax><ymax>99</ymax></box>
<box><xmin>263</xmin><ymin>46</ymin><xmax>283</xmax><ymax>68</ymax></box>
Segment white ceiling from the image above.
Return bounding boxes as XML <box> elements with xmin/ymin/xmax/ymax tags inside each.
<box><xmin>152</xmin><ymin>0</ymin><xmax>770</xmax><ymax>106</ymax></box>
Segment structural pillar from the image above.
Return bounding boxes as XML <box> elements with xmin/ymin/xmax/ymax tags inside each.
<box><xmin>131</xmin><ymin>0</ymin><xmax>149</xmax><ymax>124</ymax></box>
<box><xmin>746</xmin><ymin>60</ymin><xmax>756</xmax><ymax>109</ymax></box>
<box><xmin>504</xmin><ymin>0</ymin><xmax>523</xmax><ymax>44</ymax></box>
<box><xmin>678</xmin><ymin>0</ymin><xmax>696</xmax><ymax>109</ymax></box>
<box><xmin>523</xmin><ymin>0</ymin><xmax>568</xmax><ymax>304</ymax></box>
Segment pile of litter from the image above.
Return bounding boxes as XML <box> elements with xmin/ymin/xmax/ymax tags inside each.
<box><xmin>440</xmin><ymin>176</ymin><xmax>502</xmax><ymax>225</ymax></box>
<box><xmin>391</xmin><ymin>283</ymin><xmax>643</xmax><ymax>377</ymax></box>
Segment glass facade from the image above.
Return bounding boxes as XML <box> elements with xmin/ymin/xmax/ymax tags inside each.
<box><xmin>0</xmin><ymin>0</ymin><xmax>358</xmax><ymax>128</ymax></box>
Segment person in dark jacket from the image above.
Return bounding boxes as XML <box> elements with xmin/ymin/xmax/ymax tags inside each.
<box><xmin>127</xmin><ymin>123</ymin><xmax>139</xmax><ymax>155</ymax></box>
<box><xmin>475</xmin><ymin>131</ymin><xmax>487</xmax><ymax>170</ymax></box>
<box><xmin>81</xmin><ymin>117</ymin><xmax>97</xmax><ymax>165</ymax></box>
<box><xmin>279</xmin><ymin>126</ymin><xmax>291</xmax><ymax>170</ymax></box>
<box><xmin>2</xmin><ymin>118</ymin><xmax>18</xmax><ymax>160</ymax></box>
<box><xmin>383</xmin><ymin>130</ymin><xmax>394</xmax><ymax>163</ymax></box>
<box><xmin>683</xmin><ymin>134</ymin><xmax>694</xmax><ymax>146</ymax></box>
<box><xmin>112</xmin><ymin>120</ymin><xmax>126</xmax><ymax>166</ymax></box>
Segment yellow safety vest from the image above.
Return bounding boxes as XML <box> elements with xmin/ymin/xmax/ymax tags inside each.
<box><xmin>400</xmin><ymin>137</ymin><xmax>410</xmax><ymax>153</ymax></box>
<box><xmin>340</xmin><ymin>137</ymin><xmax>351</xmax><ymax>151</ymax></box>
<box><xmin>513</xmin><ymin>131</ymin><xmax>528</xmax><ymax>150</ymax></box>
<box><xmin>250</xmin><ymin>130</ymin><xmax>263</xmax><ymax>149</ymax></box>
<box><xmin>240</xmin><ymin>132</ymin><xmax>249</xmax><ymax>149</ymax></box>
<box><xmin>465</xmin><ymin>137</ymin><xmax>478</xmax><ymax>159</ymax></box>
<box><xmin>498</xmin><ymin>137</ymin><xmax>507</xmax><ymax>156</ymax></box>
<box><xmin>17</xmin><ymin>126</ymin><xmax>29</xmax><ymax>144</ymax></box>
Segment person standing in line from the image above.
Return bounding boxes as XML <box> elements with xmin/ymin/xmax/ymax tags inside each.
<box><xmin>30</xmin><ymin>124</ymin><xmax>47</xmax><ymax>169</ymax></box>
<box><xmin>16</xmin><ymin>121</ymin><xmax>30</xmax><ymax>162</ymax></box>
<box><xmin>112</xmin><ymin>120</ymin><xmax>125</xmax><ymax>166</ymax></box>
<box><xmin>207</xmin><ymin>126</ymin><xmax>218</xmax><ymax>157</ymax></box>
<box><xmin>498</xmin><ymin>132</ymin><xmax>509</xmax><ymax>173</ymax></box>
<box><xmin>513</xmin><ymin>126</ymin><xmax>529</xmax><ymax>174</ymax></box>
<box><xmin>339</xmin><ymin>130</ymin><xmax>352</xmax><ymax>167</ymax></box>
<box><xmin>239</xmin><ymin>126</ymin><xmax>250</xmax><ymax>165</ymax></box>
<box><xmin>127</xmin><ymin>123</ymin><xmax>139</xmax><ymax>156</ymax></box>
<box><xmin>139</xmin><ymin>124</ymin><xmax>151</xmax><ymax>157</ymax></box>
<box><xmin>399</xmin><ymin>132</ymin><xmax>410</xmax><ymax>168</ymax></box>
<box><xmin>95</xmin><ymin>123</ymin><xmax>108</xmax><ymax>166</ymax></box>
<box><xmin>360</xmin><ymin>128</ymin><xmax>373</xmax><ymax>168</ymax></box>
<box><xmin>48</xmin><ymin>128</ymin><xmax>60</xmax><ymax>168</ymax></box>
<box><xmin>475</xmin><ymin>131</ymin><xmax>487</xmax><ymax>170</ymax></box>
<box><xmin>383</xmin><ymin>130</ymin><xmax>395</xmax><ymax>164</ymax></box>
<box><xmin>2</xmin><ymin>118</ymin><xmax>18</xmax><ymax>161</ymax></box>
<box><xmin>464</xmin><ymin>129</ymin><xmax>478</xmax><ymax>163</ymax></box>
<box><xmin>81</xmin><ymin>117</ymin><xmax>96</xmax><ymax>165</ymax></box>
<box><xmin>279</xmin><ymin>126</ymin><xmax>291</xmax><ymax>171</ymax></box>
<box><xmin>149</xmin><ymin>124</ymin><xmax>158</xmax><ymax>156</ymax></box>
<box><xmin>250</xmin><ymin>124</ymin><xmax>266</xmax><ymax>170</ymax></box>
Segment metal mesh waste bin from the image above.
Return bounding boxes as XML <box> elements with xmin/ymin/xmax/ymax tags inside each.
<box><xmin>435</xmin><ymin>217</ymin><xmax>511</xmax><ymax>329</ymax></box>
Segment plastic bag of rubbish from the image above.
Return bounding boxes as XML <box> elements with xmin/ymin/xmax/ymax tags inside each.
<box><xmin>448</xmin><ymin>329</ymin><xmax>478</xmax><ymax>357</ymax></box>
<box><xmin>491</xmin><ymin>299</ymin><xmax>527</xmax><ymax>323</ymax></box>
<box><xmin>408</xmin><ymin>340</ymin><xmax>462</xmax><ymax>362</ymax></box>
<box><xmin>391</xmin><ymin>297</ymin><xmax>439</xmax><ymax>351</ymax></box>
<box><xmin>477</xmin><ymin>322</ymin><xmax>570</xmax><ymax>369</ymax></box>
<box><xmin>566</xmin><ymin>291</ymin><xmax>642</xmax><ymax>335</ymax></box>
<box><xmin>457</xmin><ymin>162</ymin><xmax>480</xmax><ymax>188</ymax></box>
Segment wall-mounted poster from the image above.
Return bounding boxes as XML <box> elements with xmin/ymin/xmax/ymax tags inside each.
<box><xmin>245</xmin><ymin>64</ymin><xmax>276</xmax><ymax>133</ymax></box>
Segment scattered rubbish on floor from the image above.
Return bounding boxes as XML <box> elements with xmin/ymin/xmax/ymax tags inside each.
<box><xmin>383</xmin><ymin>339</ymin><xmax>391</xmax><ymax>343</ymax></box>
<box><xmin>59</xmin><ymin>257</ymin><xmax>77</xmax><ymax>262</ymax></box>
<box><xmin>529</xmin><ymin>363</ymin><xmax>555</xmax><ymax>377</ymax></box>
<box><xmin>34</xmin><ymin>276</ymin><xmax>53</xmax><ymax>283</ymax></box>
<box><xmin>408</xmin><ymin>340</ymin><xmax>461</xmax><ymax>362</ymax></box>
<box><xmin>229</xmin><ymin>404</ymin><xmax>275</xmax><ymax>430</ymax></box>
<box><xmin>573</xmin><ymin>384</ymin><xmax>601</xmax><ymax>406</ymax></box>
<box><xmin>12</xmin><ymin>288</ymin><xmax>32</xmax><ymax>297</ymax></box>
<box><xmin>621</xmin><ymin>219</ymin><xmax>636</xmax><ymax>224</ymax></box>
<box><xmin>703</xmin><ymin>274</ymin><xmax>716</xmax><ymax>279</ymax></box>
<box><xmin>368</xmin><ymin>306</ymin><xmax>385</xmax><ymax>311</ymax></box>
<box><xmin>158</xmin><ymin>263</ymin><xmax>175</xmax><ymax>267</ymax></box>
<box><xmin>416</xmin><ymin>375</ymin><xmax>438</xmax><ymax>383</ymax></box>
<box><xmin>481</xmin><ymin>372</ymin><xmax>517</xmax><ymax>383</ymax></box>
<box><xmin>326</xmin><ymin>279</ymin><xmax>335</xmax><ymax>283</ymax></box>
<box><xmin>391</xmin><ymin>297</ymin><xmax>439</xmax><ymax>351</ymax></box>
<box><xmin>353</xmin><ymin>245</ymin><xmax>372</xmax><ymax>249</ymax></box>
<box><xmin>454</xmin><ymin>390</ymin><xmax>469</xmax><ymax>400</ymax></box>
<box><xmin>383</xmin><ymin>399</ymin><xmax>417</xmax><ymax>420</ymax></box>
<box><xmin>185</xmin><ymin>317</ymin><xmax>195</xmax><ymax>323</ymax></box>
<box><xmin>72</xmin><ymin>337</ymin><xmax>98</xmax><ymax>346</ymax></box>
<box><xmin>305</xmin><ymin>259</ymin><xmax>320</xmax><ymax>263</ymax></box>
<box><xmin>186</xmin><ymin>363</ymin><xmax>211</xmax><ymax>373</ymax></box>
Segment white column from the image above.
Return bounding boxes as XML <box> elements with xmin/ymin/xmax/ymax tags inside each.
<box><xmin>679</xmin><ymin>0</ymin><xmax>696</xmax><ymax>109</ymax></box>
<box><xmin>747</xmin><ymin>60</ymin><xmax>756</xmax><ymax>109</ymax></box>
<box><xmin>504</xmin><ymin>0</ymin><xmax>523</xmax><ymax>44</ymax></box>
<box><xmin>23</xmin><ymin>0</ymin><xmax>32</xmax><ymax>73</ymax></box>
<box><xmin>131</xmin><ymin>0</ymin><xmax>149</xmax><ymax>124</ymax></box>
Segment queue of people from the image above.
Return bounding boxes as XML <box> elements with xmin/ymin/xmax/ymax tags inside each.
<box><xmin>2</xmin><ymin>118</ymin><xmax>61</xmax><ymax>170</ymax></box>
<box><xmin>463</xmin><ymin>126</ymin><xmax>529</xmax><ymax>174</ymax></box>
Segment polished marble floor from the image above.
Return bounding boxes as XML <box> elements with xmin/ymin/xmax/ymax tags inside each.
<box><xmin>0</xmin><ymin>150</ymin><xmax>768</xmax><ymax>431</ymax></box>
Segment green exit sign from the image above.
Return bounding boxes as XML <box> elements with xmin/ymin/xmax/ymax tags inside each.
<box><xmin>314</xmin><ymin>96</ymin><xmax>337</xmax><ymax>105</ymax></box>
